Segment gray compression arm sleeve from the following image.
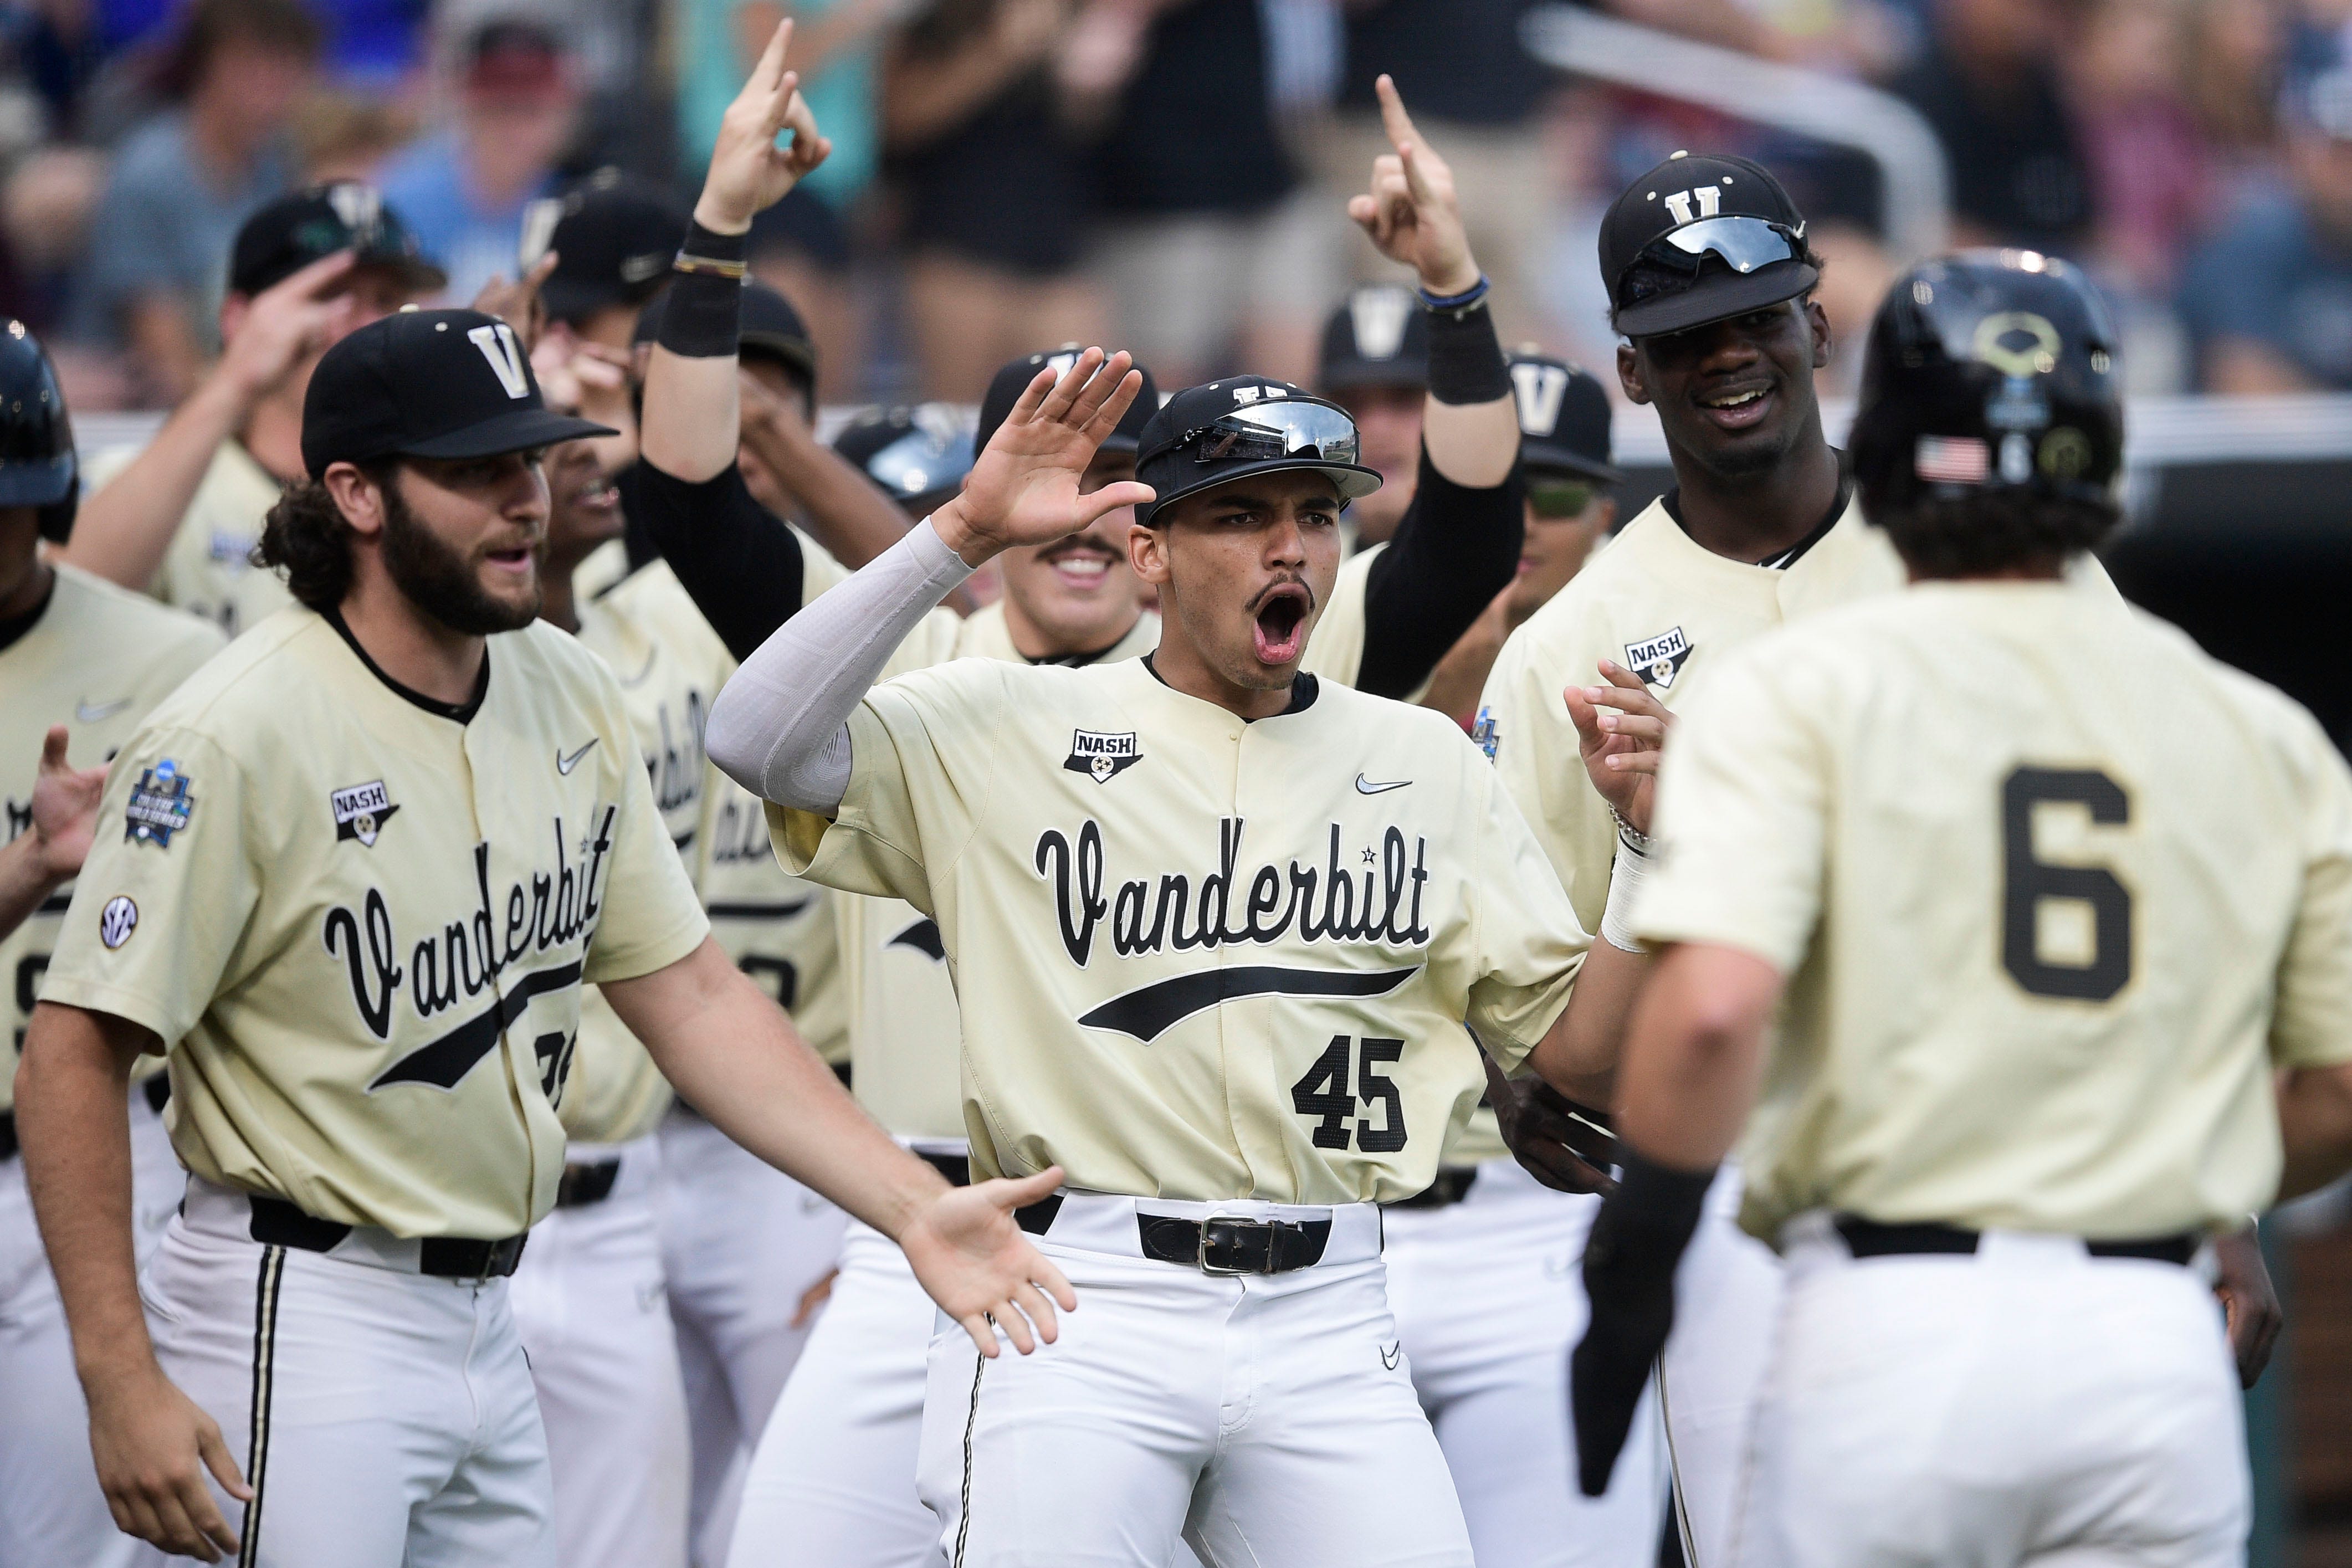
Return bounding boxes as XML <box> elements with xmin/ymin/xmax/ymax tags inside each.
<box><xmin>704</xmin><ymin>518</ymin><xmax>976</xmax><ymax>813</ymax></box>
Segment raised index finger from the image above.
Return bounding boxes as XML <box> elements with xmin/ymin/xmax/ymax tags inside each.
<box><xmin>1374</xmin><ymin>74</ymin><xmax>1422</xmax><ymax>155</ymax></box>
<box><xmin>749</xmin><ymin>16</ymin><xmax>795</xmax><ymax>95</ymax></box>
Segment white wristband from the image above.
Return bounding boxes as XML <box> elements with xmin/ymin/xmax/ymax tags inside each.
<box><xmin>1599</xmin><ymin>833</ymin><xmax>1650</xmax><ymax>953</ymax></box>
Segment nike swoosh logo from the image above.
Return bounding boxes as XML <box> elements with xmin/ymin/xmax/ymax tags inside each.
<box><xmin>75</xmin><ymin>698</ymin><xmax>133</xmax><ymax>723</ymax></box>
<box><xmin>1381</xmin><ymin>1341</ymin><xmax>1402</xmax><ymax>1370</ymax></box>
<box><xmin>1355</xmin><ymin>775</ymin><xmax>1410</xmax><ymax>795</ymax></box>
<box><xmin>556</xmin><ymin>739</ymin><xmax>598</xmax><ymax>775</ymax></box>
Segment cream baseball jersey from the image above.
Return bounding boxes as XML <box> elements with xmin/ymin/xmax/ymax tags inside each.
<box><xmin>831</xmin><ymin>607</ymin><xmax>1162</xmax><ymax>1144</ymax></box>
<box><xmin>562</xmin><ymin>557</ymin><xmax>734</xmax><ymax>1145</ymax></box>
<box><xmin>1634</xmin><ymin>578</ymin><xmax>2352</xmax><ymax>1240</ymax></box>
<box><xmin>772</xmin><ymin>656</ymin><xmax>1586</xmax><ymax>1202</ymax></box>
<box><xmin>83</xmin><ymin>440</ymin><xmax>291</xmax><ymax>638</ymax></box>
<box><xmin>43</xmin><ymin>607</ymin><xmax>709</xmax><ymax>1237</ymax></box>
<box><xmin>0</xmin><ymin>566</ymin><xmax>224</xmax><ymax>1112</ymax></box>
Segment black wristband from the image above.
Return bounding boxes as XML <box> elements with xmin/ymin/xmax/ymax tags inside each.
<box><xmin>1582</xmin><ymin>1149</ymin><xmax>1715</xmax><ymax>1299</ymax></box>
<box><xmin>1424</xmin><ymin>298</ymin><xmax>1510</xmax><ymax>406</ymax></box>
<box><xmin>657</xmin><ymin>269</ymin><xmax>742</xmax><ymax>359</ymax></box>
<box><xmin>680</xmin><ymin>220</ymin><xmax>749</xmax><ymax>265</ymax></box>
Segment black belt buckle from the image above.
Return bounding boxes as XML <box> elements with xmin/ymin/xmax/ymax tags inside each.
<box><xmin>1197</xmin><ymin>1215</ymin><xmax>1266</xmax><ymax>1276</ymax></box>
<box><xmin>555</xmin><ymin>1159</ymin><xmax>622</xmax><ymax>1209</ymax></box>
<box><xmin>419</xmin><ymin>1233</ymin><xmax>528</xmax><ymax>1279</ymax></box>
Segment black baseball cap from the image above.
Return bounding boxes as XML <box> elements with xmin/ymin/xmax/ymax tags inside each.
<box><xmin>1599</xmin><ymin>151</ymin><xmax>1817</xmax><ymax>339</ymax></box>
<box><xmin>229</xmin><ymin>182</ymin><xmax>445</xmax><ymax>300</ymax></box>
<box><xmin>834</xmin><ymin>404</ymin><xmax>976</xmax><ymax>514</ymax></box>
<box><xmin>1318</xmin><ymin>286</ymin><xmax>1429</xmax><ymax>393</ymax></box>
<box><xmin>633</xmin><ymin>280</ymin><xmax>817</xmax><ymax>386</ymax></box>
<box><xmin>976</xmin><ymin>347</ymin><xmax>1160</xmax><ymax>455</ymax></box>
<box><xmin>1135</xmin><ymin>378</ymin><xmax>1382</xmax><ymax>525</ymax></box>
<box><xmin>301</xmin><ymin>308</ymin><xmax>613</xmax><ymax>478</ymax></box>
<box><xmin>1509</xmin><ymin>351</ymin><xmax>1621</xmax><ymax>483</ymax></box>
<box><xmin>530</xmin><ymin>170</ymin><xmax>688</xmax><ymax>325</ymax></box>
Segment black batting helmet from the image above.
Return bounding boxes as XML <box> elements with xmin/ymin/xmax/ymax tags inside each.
<box><xmin>1848</xmin><ymin>250</ymin><xmax>2122</xmax><ymax>514</ymax></box>
<box><xmin>0</xmin><ymin>321</ymin><xmax>78</xmax><ymax>542</ymax></box>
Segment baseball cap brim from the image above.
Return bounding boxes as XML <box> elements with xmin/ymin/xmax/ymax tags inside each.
<box><xmin>1523</xmin><ymin>443</ymin><xmax>1624</xmax><ymax>485</ymax></box>
<box><xmin>540</xmin><ymin>274</ymin><xmax>647</xmax><ymax>324</ymax></box>
<box><xmin>741</xmin><ymin>331</ymin><xmax>816</xmax><ymax>383</ymax></box>
<box><xmin>1612</xmin><ymin>257</ymin><xmax>1818</xmax><ymax>339</ymax></box>
<box><xmin>398</xmin><ymin>407</ymin><xmax>616</xmax><ymax>460</ymax></box>
<box><xmin>1141</xmin><ymin>457</ymin><xmax>1383</xmax><ymax>524</ymax></box>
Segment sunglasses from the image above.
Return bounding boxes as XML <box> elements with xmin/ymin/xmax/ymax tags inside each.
<box><xmin>1176</xmin><ymin>401</ymin><xmax>1360</xmax><ymax>469</ymax></box>
<box><xmin>1528</xmin><ymin>479</ymin><xmax>1595</xmax><ymax>519</ymax></box>
<box><xmin>1616</xmin><ymin>216</ymin><xmax>1807</xmax><ymax>306</ymax></box>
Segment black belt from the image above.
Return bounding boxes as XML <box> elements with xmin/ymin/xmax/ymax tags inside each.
<box><xmin>916</xmin><ymin>1149</ymin><xmax>1063</xmax><ymax>1234</ymax></box>
<box><xmin>1835</xmin><ymin>1216</ymin><xmax>2197</xmax><ymax>1267</ymax></box>
<box><xmin>143</xmin><ymin>1075</ymin><xmax>171</xmax><ymax>1115</ymax></box>
<box><xmin>555</xmin><ymin>1159</ymin><xmax>622</xmax><ymax>1208</ymax></box>
<box><xmin>919</xmin><ymin>1149</ymin><xmax>971</xmax><ymax>1187</ymax></box>
<box><xmin>1137</xmin><ymin>1214</ymin><xmax>1331</xmax><ymax>1275</ymax></box>
<box><xmin>1384</xmin><ymin>1167</ymin><xmax>1479</xmax><ymax>1211</ymax></box>
<box><xmin>248</xmin><ymin>1196</ymin><xmax>528</xmax><ymax>1278</ymax></box>
<box><xmin>0</xmin><ymin>1109</ymin><xmax>14</xmax><ymax>1162</ymax></box>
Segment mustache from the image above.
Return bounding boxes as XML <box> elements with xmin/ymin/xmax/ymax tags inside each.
<box><xmin>1248</xmin><ymin>575</ymin><xmax>1316</xmax><ymax>615</ymax></box>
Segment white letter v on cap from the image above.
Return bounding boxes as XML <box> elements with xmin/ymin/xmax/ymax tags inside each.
<box><xmin>467</xmin><ymin>324</ymin><xmax>530</xmax><ymax>398</ymax></box>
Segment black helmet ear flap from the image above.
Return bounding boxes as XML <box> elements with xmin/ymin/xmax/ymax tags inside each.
<box><xmin>0</xmin><ymin>320</ymin><xmax>78</xmax><ymax>540</ymax></box>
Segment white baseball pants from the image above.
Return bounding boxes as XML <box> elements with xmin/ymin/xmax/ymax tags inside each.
<box><xmin>727</xmin><ymin>1219</ymin><xmax>939</xmax><ymax>1568</ymax></box>
<box><xmin>510</xmin><ymin>1137</ymin><xmax>690</xmax><ymax>1568</ymax></box>
<box><xmin>1385</xmin><ymin>1160</ymin><xmax>1672</xmax><ymax>1568</ymax></box>
<box><xmin>917</xmin><ymin>1195</ymin><xmax>1474</xmax><ymax>1568</ymax></box>
<box><xmin>0</xmin><ymin>1091</ymin><xmax>182</xmax><ymax>1568</ymax></box>
<box><xmin>1735</xmin><ymin>1216</ymin><xmax>2247</xmax><ymax>1568</ymax></box>
<box><xmin>137</xmin><ymin>1176</ymin><xmax>554</xmax><ymax>1567</ymax></box>
<box><xmin>659</xmin><ymin>1108</ymin><xmax>849</xmax><ymax>1566</ymax></box>
<box><xmin>1658</xmin><ymin>1164</ymin><xmax>1785</xmax><ymax>1568</ymax></box>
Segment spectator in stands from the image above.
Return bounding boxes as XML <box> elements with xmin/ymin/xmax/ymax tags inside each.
<box><xmin>2179</xmin><ymin>67</ymin><xmax>2352</xmax><ymax>389</ymax></box>
<box><xmin>379</xmin><ymin>17</ymin><xmax>580</xmax><ymax>304</ymax></box>
<box><xmin>1078</xmin><ymin>0</ymin><xmax>1335</xmax><ymax>387</ymax></box>
<box><xmin>2070</xmin><ymin>0</ymin><xmax>2208</xmax><ymax>299</ymax></box>
<box><xmin>880</xmin><ymin>0</ymin><xmax>1109</xmax><ymax>398</ymax></box>
<box><xmin>73</xmin><ymin>0</ymin><xmax>319</xmax><ymax>406</ymax></box>
<box><xmin>1894</xmin><ymin>0</ymin><xmax>2097</xmax><ymax>255</ymax></box>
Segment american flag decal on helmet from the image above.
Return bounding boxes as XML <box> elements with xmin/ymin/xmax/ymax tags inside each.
<box><xmin>1915</xmin><ymin>434</ymin><xmax>1990</xmax><ymax>485</ymax></box>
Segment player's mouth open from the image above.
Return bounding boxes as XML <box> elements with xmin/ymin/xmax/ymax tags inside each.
<box><xmin>485</xmin><ymin>542</ymin><xmax>538</xmax><ymax>573</ymax></box>
<box><xmin>1697</xmin><ymin>381</ymin><xmax>1772</xmax><ymax>431</ymax></box>
<box><xmin>1043</xmin><ymin>547</ymin><xmax>1116</xmax><ymax>591</ymax></box>
<box><xmin>1251</xmin><ymin>583</ymin><xmax>1311</xmax><ymax>664</ymax></box>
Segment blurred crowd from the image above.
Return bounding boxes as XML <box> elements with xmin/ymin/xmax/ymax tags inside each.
<box><xmin>8</xmin><ymin>0</ymin><xmax>2352</xmax><ymax>411</ymax></box>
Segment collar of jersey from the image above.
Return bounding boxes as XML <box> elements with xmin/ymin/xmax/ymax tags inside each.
<box><xmin>1660</xmin><ymin>450</ymin><xmax>1853</xmax><ymax>571</ymax></box>
<box><xmin>1140</xmin><ymin>652</ymin><xmax>1318</xmax><ymax>721</ymax></box>
<box><xmin>324</xmin><ymin>606</ymin><xmax>491</xmax><ymax>725</ymax></box>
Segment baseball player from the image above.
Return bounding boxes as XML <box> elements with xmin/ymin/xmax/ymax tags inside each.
<box><xmin>0</xmin><ymin>324</ymin><xmax>227</xmax><ymax>1568</ymax></box>
<box><xmin>11</xmin><ymin>305</ymin><xmax>1072</xmax><ymax>1568</ymax></box>
<box><xmin>64</xmin><ymin>183</ymin><xmax>445</xmax><ymax>636</ymax></box>
<box><xmin>1572</xmin><ymin>247</ymin><xmax>2352</xmax><ymax>1568</ymax></box>
<box><xmin>1318</xmin><ymin>283</ymin><xmax>1428</xmax><ymax>549</ymax></box>
<box><xmin>530</xmin><ymin>170</ymin><xmax>689</xmax><ymax>350</ymax></box>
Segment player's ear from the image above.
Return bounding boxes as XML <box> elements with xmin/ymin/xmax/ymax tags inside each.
<box><xmin>321</xmin><ymin>460</ymin><xmax>390</xmax><ymax>540</ymax></box>
<box><xmin>1806</xmin><ymin>297</ymin><xmax>1832</xmax><ymax>371</ymax></box>
<box><xmin>1128</xmin><ymin>516</ymin><xmax>1171</xmax><ymax>586</ymax></box>
<box><xmin>1616</xmin><ymin>342</ymin><xmax>1649</xmax><ymax>407</ymax></box>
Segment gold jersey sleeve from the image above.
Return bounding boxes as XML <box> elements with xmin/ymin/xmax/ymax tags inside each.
<box><xmin>80</xmin><ymin>440</ymin><xmax>293</xmax><ymax>639</ymax></box>
<box><xmin>42</xmin><ymin>609</ymin><xmax>708</xmax><ymax>1237</ymax></box>
<box><xmin>0</xmin><ymin>567</ymin><xmax>225</xmax><ymax>1112</ymax></box>
<box><xmin>1633</xmin><ymin>577</ymin><xmax>2352</xmax><ymax>1241</ymax></box>
<box><xmin>771</xmin><ymin>655</ymin><xmax>1585</xmax><ymax>1202</ymax></box>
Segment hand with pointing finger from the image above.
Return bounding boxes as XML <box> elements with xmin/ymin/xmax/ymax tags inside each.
<box><xmin>1346</xmin><ymin>74</ymin><xmax>1481</xmax><ymax>298</ymax></box>
<box><xmin>697</xmin><ymin>17</ymin><xmax>832</xmax><ymax>237</ymax></box>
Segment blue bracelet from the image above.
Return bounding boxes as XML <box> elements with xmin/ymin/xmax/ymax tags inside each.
<box><xmin>1417</xmin><ymin>274</ymin><xmax>1491</xmax><ymax>312</ymax></box>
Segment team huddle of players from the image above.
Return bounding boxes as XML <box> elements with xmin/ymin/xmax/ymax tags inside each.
<box><xmin>4</xmin><ymin>19</ymin><xmax>2351</xmax><ymax>1568</ymax></box>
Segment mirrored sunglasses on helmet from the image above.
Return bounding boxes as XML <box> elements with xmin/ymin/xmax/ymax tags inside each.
<box><xmin>1617</xmin><ymin>216</ymin><xmax>1806</xmax><ymax>305</ymax></box>
<box><xmin>1177</xmin><ymin>401</ymin><xmax>1360</xmax><ymax>470</ymax></box>
<box><xmin>1527</xmin><ymin>479</ymin><xmax>1594</xmax><ymax>519</ymax></box>
<box><xmin>865</xmin><ymin>427</ymin><xmax>975</xmax><ymax>498</ymax></box>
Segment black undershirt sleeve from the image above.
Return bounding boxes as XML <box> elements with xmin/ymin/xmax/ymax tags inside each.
<box><xmin>1350</xmin><ymin>444</ymin><xmax>1524</xmax><ymax>700</ymax></box>
<box><xmin>625</xmin><ymin>458</ymin><xmax>809</xmax><ymax>663</ymax></box>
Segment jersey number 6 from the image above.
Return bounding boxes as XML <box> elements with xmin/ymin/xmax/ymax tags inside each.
<box><xmin>2000</xmin><ymin>766</ymin><xmax>2132</xmax><ymax>1002</ymax></box>
<box><xmin>1292</xmin><ymin>1034</ymin><xmax>1408</xmax><ymax>1153</ymax></box>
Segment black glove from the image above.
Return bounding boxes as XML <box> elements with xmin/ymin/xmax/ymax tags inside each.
<box><xmin>1569</xmin><ymin>1150</ymin><xmax>1714</xmax><ymax>1495</ymax></box>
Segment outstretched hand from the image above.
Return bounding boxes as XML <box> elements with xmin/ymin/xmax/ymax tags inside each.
<box><xmin>1345</xmin><ymin>74</ymin><xmax>1479</xmax><ymax>296</ymax></box>
<box><xmin>697</xmin><ymin>18</ymin><xmax>832</xmax><ymax>235</ymax></box>
<box><xmin>931</xmin><ymin>347</ymin><xmax>1155</xmax><ymax>565</ymax></box>
<box><xmin>898</xmin><ymin>1166</ymin><xmax>1078</xmax><ymax>1357</ymax></box>
<box><xmin>28</xmin><ymin>725</ymin><xmax>106</xmax><ymax>884</ymax></box>
<box><xmin>1566</xmin><ymin>660</ymin><xmax>1674</xmax><ymax>838</ymax></box>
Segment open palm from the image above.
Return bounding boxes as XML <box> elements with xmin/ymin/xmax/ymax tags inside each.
<box><xmin>936</xmin><ymin>347</ymin><xmax>1157</xmax><ymax>563</ymax></box>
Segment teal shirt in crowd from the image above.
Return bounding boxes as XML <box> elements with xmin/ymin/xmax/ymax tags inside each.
<box><xmin>678</xmin><ymin>0</ymin><xmax>878</xmax><ymax>209</ymax></box>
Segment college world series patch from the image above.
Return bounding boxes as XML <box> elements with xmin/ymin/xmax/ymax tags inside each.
<box><xmin>1064</xmin><ymin>729</ymin><xmax>1142</xmax><ymax>783</ymax></box>
<box><xmin>1624</xmin><ymin>626</ymin><xmax>1694</xmax><ymax>690</ymax></box>
<box><xmin>124</xmin><ymin>761</ymin><xmax>195</xmax><ymax>848</ymax></box>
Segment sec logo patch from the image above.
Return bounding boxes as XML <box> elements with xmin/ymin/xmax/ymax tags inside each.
<box><xmin>99</xmin><ymin>895</ymin><xmax>138</xmax><ymax>950</ymax></box>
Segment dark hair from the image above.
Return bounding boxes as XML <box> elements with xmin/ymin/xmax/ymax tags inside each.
<box><xmin>256</xmin><ymin>459</ymin><xmax>399</xmax><ymax>611</ymax></box>
<box><xmin>1862</xmin><ymin>484</ymin><xmax>2120</xmax><ymax>578</ymax></box>
<box><xmin>161</xmin><ymin>0</ymin><xmax>322</xmax><ymax>97</ymax></box>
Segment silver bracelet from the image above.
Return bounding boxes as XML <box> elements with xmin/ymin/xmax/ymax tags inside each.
<box><xmin>1611</xmin><ymin>807</ymin><xmax>1651</xmax><ymax>857</ymax></box>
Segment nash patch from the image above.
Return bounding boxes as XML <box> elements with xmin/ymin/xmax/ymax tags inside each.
<box><xmin>124</xmin><ymin>761</ymin><xmax>195</xmax><ymax>848</ymax></box>
<box><xmin>332</xmin><ymin>780</ymin><xmax>401</xmax><ymax>847</ymax></box>
<box><xmin>1623</xmin><ymin>626</ymin><xmax>1693</xmax><ymax>691</ymax></box>
<box><xmin>1064</xmin><ymin>729</ymin><xmax>1142</xmax><ymax>784</ymax></box>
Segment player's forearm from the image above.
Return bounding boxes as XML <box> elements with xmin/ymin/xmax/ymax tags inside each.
<box><xmin>642</xmin><ymin>345</ymin><xmax>744</xmax><ymax>484</ymax></box>
<box><xmin>615</xmin><ymin>941</ymin><xmax>952</xmax><ymax>1238</ymax></box>
<box><xmin>14</xmin><ymin>1003</ymin><xmax>161</xmax><ymax>1384</ymax></box>
<box><xmin>1608</xmin><ymin>943</ymin><xmax>1777</xmax><ymax>1165</ymax></box>
<box><xmin>741</xmin><ymin>407</ymin><xmax>912</xmax><ymax>571</ymax></box>
<box><xmin>58</xmin><ymin>371</ymin><xmax>252</xmax><ymax>590</ymax></box>
<box><xmin>706</xmin><ymin>518</ymin><xmax>973</xmax><ymax>809</ymax></box>
<box><xmin>1526</xmin><ymin>937</ymin><xmax>1648</xmax><ymax>1106</ymax></box>
<box><xmin>2276</xmin><ymin>1061</ymin><xmax>2352</xmax><ymax>1198</ymax></box>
